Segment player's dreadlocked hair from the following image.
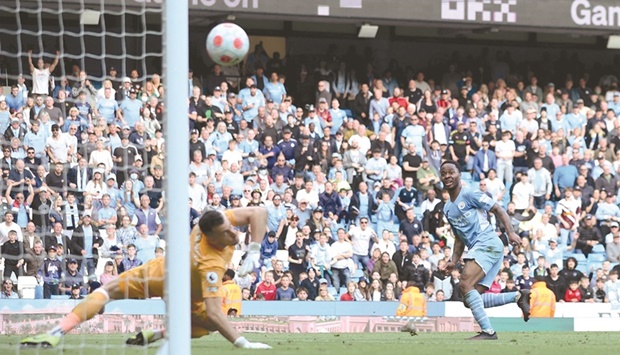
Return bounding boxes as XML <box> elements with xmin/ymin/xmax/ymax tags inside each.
<box><xmin>440</xmin><ymin>159</ymin><xmax>460</xmax><ymax>171</ymax></box>
<box><xmin>198</xmin><ymin>209</ymin><xmax>226</xmax><ymax>237</ymax></box>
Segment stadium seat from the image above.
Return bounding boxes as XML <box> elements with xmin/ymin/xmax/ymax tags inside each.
<box><xmin>461</xmin><ymin>172</ymin><xmax>473</xmax><ymax>182</ymax></box>
<box><xmin>51</xmin><ymin>295</ymin><xmax>70</xmax><ymax>299</ymax></box>
<box><xmin>575</xmin><ymin>264</ymin><xmax>588</xmax><ymax>275</ymax></box>
<box><xmin>339</xmin><ymin>287</ymin><xmax>347</xmax><ymax>295</ymax></box>
<box><xmin>17</xmin><ymin>276</ymin><xmax>38</xmax><ymax>299</ymax></box>
<box><xmin>588</xmin><ymin>254</ymin><xmax>606</xmax><ymax>263</ymax></box>
<box><xmin>588</xmin><ymin>262</ymin><xmax>602</xmax><ymax>273</ymax></box>
<box><xmin>274</xmin><ymin>250</ymin><xmax>290</xmax><ymax>269</ymax></box>
<box><xmin>327</xmin><ymin>287</ymin><xmax>338</xmax><ymax>297</ymax></box>
<box><xmin>592</xmin><ymin>244</ymin><xmax>605</xmax><ymax>254</ymax></box>
<box><xmin>352</xmin><ymin>269</ymin><xmax>364</xmax><ymax>280</ymax></box>
<box><xmin>572</xmin><ymin>254</ymin><xmax>586</xmax><ymax>263</ymax></box>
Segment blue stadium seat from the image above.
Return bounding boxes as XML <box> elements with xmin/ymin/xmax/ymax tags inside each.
<box><xmin>592</xmin><ymin>244</ymin><xmax>606</xmax><ymax>254</ymax></box>
<box><xmin>588</xmin><ymin>254</ymin><xmax>606</xmax><ymax>263</ymax></box>
<box><xmin>588</xmin><ymin>262</ymin><xmax>602</xmax><ymax>273</ymax></box>
<box><xmin>352</xmin><ymin>269</ymin><xmax>364</xmax><ymax>281</ymax></box>
<box><xmin>572</xmin><ymin>253</ymin><xmax>586</xmax><ymax>263</ymax></box>
<box><xmin>327</xmin><ymin>287</ymin><xmax>338</xmax><ymax>297</ymax></box>
<box><xmin>575</xmin><ymin>264</ymin><xmax>588</xmax><ymax>275</ymax></box>
<box><xmin>611</xmin><ymin>262</ymin><xmax>619</xmax><ymax>269</ymax></box>
<box><xmin>343</xmin><ymin>109</ymin><xmax>353</xmax><ymax>118</ymax></box>
<box><xmin>461</xmin><ymin>172</ymin><xmax>473</xmax><ymax>182</ymax></box>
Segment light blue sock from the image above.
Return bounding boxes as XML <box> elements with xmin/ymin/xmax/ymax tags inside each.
<box><xmin>464</xmin><ymin>290</ymin><xmax>494</xmax><ymax>334</ymax></box>
<box><xmin>481</xmin><ymin>292</ymin><xmax>518</xmax><ymax>308</ymax></box>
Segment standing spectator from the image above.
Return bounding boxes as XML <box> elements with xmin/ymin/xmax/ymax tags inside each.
<box><xmin>38</xmin><ymin>245</ymin><xmax>62</xmax><ymax>299</ymax></box>
<box><xmin>28</xmin><ymin>50</ymin><xmax>60</xmax><ymax>96</ymax></box>
<box><xmin>134</xmin><ymin>224</ymin><xmax>159</xmax><ymax>264</ymax></box>
<box><xmin>287</xmin><ymin>233</ymin><xmax>309</xmax><ymax>285</ymax></box>
<box><xmin>1</xmin><ymin>230</ymin><xmax>24</xmax><ymax>279</ymax></box>
<box><xmin>71</xmin><ymin>213</ymin><xmax>103</xmax><ymax>276</ymax></box>
<box><xmin>131</xmin><ymin>195</ymin><xmax>162</xmax><ymax>237</ymax></box>
<box><xmin>545</xmin><ymin>263</ymin><xmax>567</xmax><ymax>302</ymax></box>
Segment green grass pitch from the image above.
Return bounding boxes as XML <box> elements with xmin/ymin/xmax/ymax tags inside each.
<box><xmin>1</xmin><ymin>332</ymin><xmax>617</xmax><ymax>354</ymax></box>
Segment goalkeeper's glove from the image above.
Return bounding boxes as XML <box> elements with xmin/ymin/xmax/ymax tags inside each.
<box><xmin>234</xmin><ymin>336</ymin><xmax>272</xmax><ymax>349</ymax></box>
<box><xmin>238</xmin><ymin>242</ymin><xmax>260</xmax><ymax>277</ymax></box>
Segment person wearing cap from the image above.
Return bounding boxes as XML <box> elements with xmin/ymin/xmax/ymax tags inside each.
<box><xmin>39</xmin><ymin>245</ymin><xmax>63</xmax><ymax>298</ymax></box>
<box><xmin>69</xmin><ymin>283</ymin><xmax>85</xmax><ymax>300</ymax></box>
<box><xmin>45</xmin><ymin>121</ymin><xmax>72</xmax><ymax>164</ymax></box>
<box><xmin>59</xmin><ymin>257</ymin><xmax>86</xmax><ymax>296</ymax></box>
<box><xmin>314</xmin><ymin>284</ymin><xmax>337</xmax><ymax>302</ymax></box>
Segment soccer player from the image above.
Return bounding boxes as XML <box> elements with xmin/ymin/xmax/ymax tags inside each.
<box><xmin>21</xmin><ymin>207</ymin><xmax>271</xmax><ymax>350</ymax></box>
<box><xmin>439</xmin><ymin>160</ymin><xmax>531</xmax><ymax>340</ymax></box>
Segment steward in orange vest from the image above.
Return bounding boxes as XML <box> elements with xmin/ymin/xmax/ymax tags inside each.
<box><xmin>222</xmin><ymin>269</ymin><xmax>242</xmax><ymax>316</ymax></box>
<box><xmin>530</xmin><ymin>275</ymin><xmax>556</xmax><ymax>318</ymax></box>
<box><xmin>396</xmin><ymin>286</ymin><xmax>427</xmax><ymax>317</ymax></box>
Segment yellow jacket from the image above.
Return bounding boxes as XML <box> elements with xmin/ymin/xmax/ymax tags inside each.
<box><xmin>222</xmin><ymin>280</ymin><xmax>242</xmax><ymax>316</ymax></box>
<box><xmin>530</xmin><ymin>281</ymin><xmax>556</xmax><ymax>318</ymax></box>
<box><xmin>396</xmin><ymin>286</ymin><xmax>427</xmax><ymax>317</ymax></box>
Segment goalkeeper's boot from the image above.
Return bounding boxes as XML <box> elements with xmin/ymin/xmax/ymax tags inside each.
<box><xmin>126</xmin><ymin>329</ymin><xmax>156</xmax><ymax>346</ymax></box>
<box><xmin>20</xmin><ymin>333</ymin><xmax>61</xmax><ymax>348</ymax></box>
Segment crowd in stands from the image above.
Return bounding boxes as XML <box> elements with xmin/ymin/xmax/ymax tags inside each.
<box><xmin>0</xmin><ymin>44</ymin><xmax>620</xmax><ymax>308</ymax></box>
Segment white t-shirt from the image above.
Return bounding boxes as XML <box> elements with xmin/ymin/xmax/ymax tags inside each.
<box><xmin>32</xmin><ymin>68</ymin><xmax>51</xmax><ymax>95</ymax></box>
<box><xmin>511</xmin><ymin>182</ymin><xmax>534</xmax><ymax>210</ymax></box>
<box><xmin>349</xmin><ymin>226</ymin><xmax>375</xmax><ymax>256</ymax></box>
<box><xmin>330</xmin><ymin>240</ymin><xmax>353</xmax><ymax>269</ymax></box>
<box><xmin>495</xmin><ymin>139</ymin><xmax>516</xmax><ymax>160</ymax></box>
<box><xmin>484</xmin><ymin>177</ymin><xmax>505</xmax><ymax>202</ymax></box>
<box><xmin>46</xmin><ymin>135</ymin><xmax>71</xmax><ymax>163</ymax></box>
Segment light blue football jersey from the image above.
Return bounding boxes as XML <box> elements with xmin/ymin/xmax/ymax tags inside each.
<box><xmin>443</xmin><ymin>186</ymin><xmax>497</xmax><ymax>249</ymax></box>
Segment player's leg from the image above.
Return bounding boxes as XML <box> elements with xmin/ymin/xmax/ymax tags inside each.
<box><xmin>21</xmin><ymin>280</ymin><xmax>119</xmax><ymax>347</ymax></box>
<box><xmin>479</xmin><ymin>256</ymin><xmax>518</xmax><ymax>307</ymax></box>
<box><xmin>459</xmin><ymin>260</ymin><xmax>497</xmax><ymax>339</ymax></box>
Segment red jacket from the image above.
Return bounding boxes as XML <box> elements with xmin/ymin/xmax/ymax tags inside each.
<box><xmin>255</xmin><ymin>282</ymin><xmax>277</xmax><ymax>301</ymax></box>
<box><xmin>340</xmin><ymin>293</ymin><xmax>354</xmax><ymax>301</ymax></box>
<box><xmin>564</xmin><ymin>288</ymin><xmax>582</xmax><ymax>302</ymax></box>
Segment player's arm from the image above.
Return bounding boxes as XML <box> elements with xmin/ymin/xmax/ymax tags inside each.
<box><xmin>229</xmin><ymin>207</ymin><xmax>268</xmax><ymax>276</ymax></box>
<box><xmin>27</xmin><ymin>50</ymin><xmax>34</xmax><ymax>73</ymax></box>
<box><xmin>203</xmin><ymin>296</ymin><xmax>270</xmax><ymax>348</ymax></box>
<box><xmin>490</xmin><ymin>203</ymin><xmax>520</xmax><ymax>247</ymax></box>
<box><xmin>228</xmin><ymin>206</ymin><xmax>267</xmax><ymax>244</ymax></box>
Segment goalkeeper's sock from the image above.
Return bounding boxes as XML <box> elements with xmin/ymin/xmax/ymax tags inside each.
<box><xmin>48</xmin><ymin>288</ymin><xmax>110</xmax><ymax>337</ymax></box>
<box><xmin>151</xmin><ymin>330</ymin><xmax>164</xmax><ymax>342</ymax></box>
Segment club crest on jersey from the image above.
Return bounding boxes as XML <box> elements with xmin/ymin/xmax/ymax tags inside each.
<box><xmin>458</xmin><ymin>201</ymin><xmax>466</xmax><ymax>210</ymax></box>
<box><xmin>206</xmin><ymin>272</ymin><xmax>218</xmax><ymax>284</ymax></box>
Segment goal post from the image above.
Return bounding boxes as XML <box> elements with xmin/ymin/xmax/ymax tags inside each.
<box><xmin>163</xmin><ymin>0</ymin><xmax>191</xmax><ymax>354</ymax></box>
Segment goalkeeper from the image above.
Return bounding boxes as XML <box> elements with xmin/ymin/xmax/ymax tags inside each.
<box><xmin>22</xmin><ymin>207</ymin><xmax>270</xmax><ymax>350</ymax></box>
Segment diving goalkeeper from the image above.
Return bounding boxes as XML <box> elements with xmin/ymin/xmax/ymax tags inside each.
<box><xmin>21</xmin><ymin>207</ymin><xmax>270</xmax><ymax>350</ymax></box>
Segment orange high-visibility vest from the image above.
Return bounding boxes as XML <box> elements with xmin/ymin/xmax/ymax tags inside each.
<box><xmin>396</xmin><ymin>286</ymin><xmax>427</xmax><ymax>317</ymax></box>
<box><xmin>529</xmin><ymin>281</ymin><xmax>556</xmax><ymax>318</ymax></box>
<box><xmin>222</xmin><ymin>280</ymin><xmax>242</xmax><ymax>316</ymax></box>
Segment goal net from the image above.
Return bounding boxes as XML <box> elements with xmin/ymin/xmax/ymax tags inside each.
<box><xmin>0</xmin><ymin>0</ymin><xmax>189</xmax><ymax>353</ymax></box>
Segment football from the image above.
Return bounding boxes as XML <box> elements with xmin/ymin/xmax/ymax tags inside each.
<box><xmin>206</xmin><ymin>22</ymin><xmax>249</xmax><ymax>67</ymax></box>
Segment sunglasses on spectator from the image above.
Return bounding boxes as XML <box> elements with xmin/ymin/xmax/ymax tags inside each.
<box><xmin>360</xmin><ymin>221</ymin><xmax>368</xmax><ymax>224</ymax></box>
